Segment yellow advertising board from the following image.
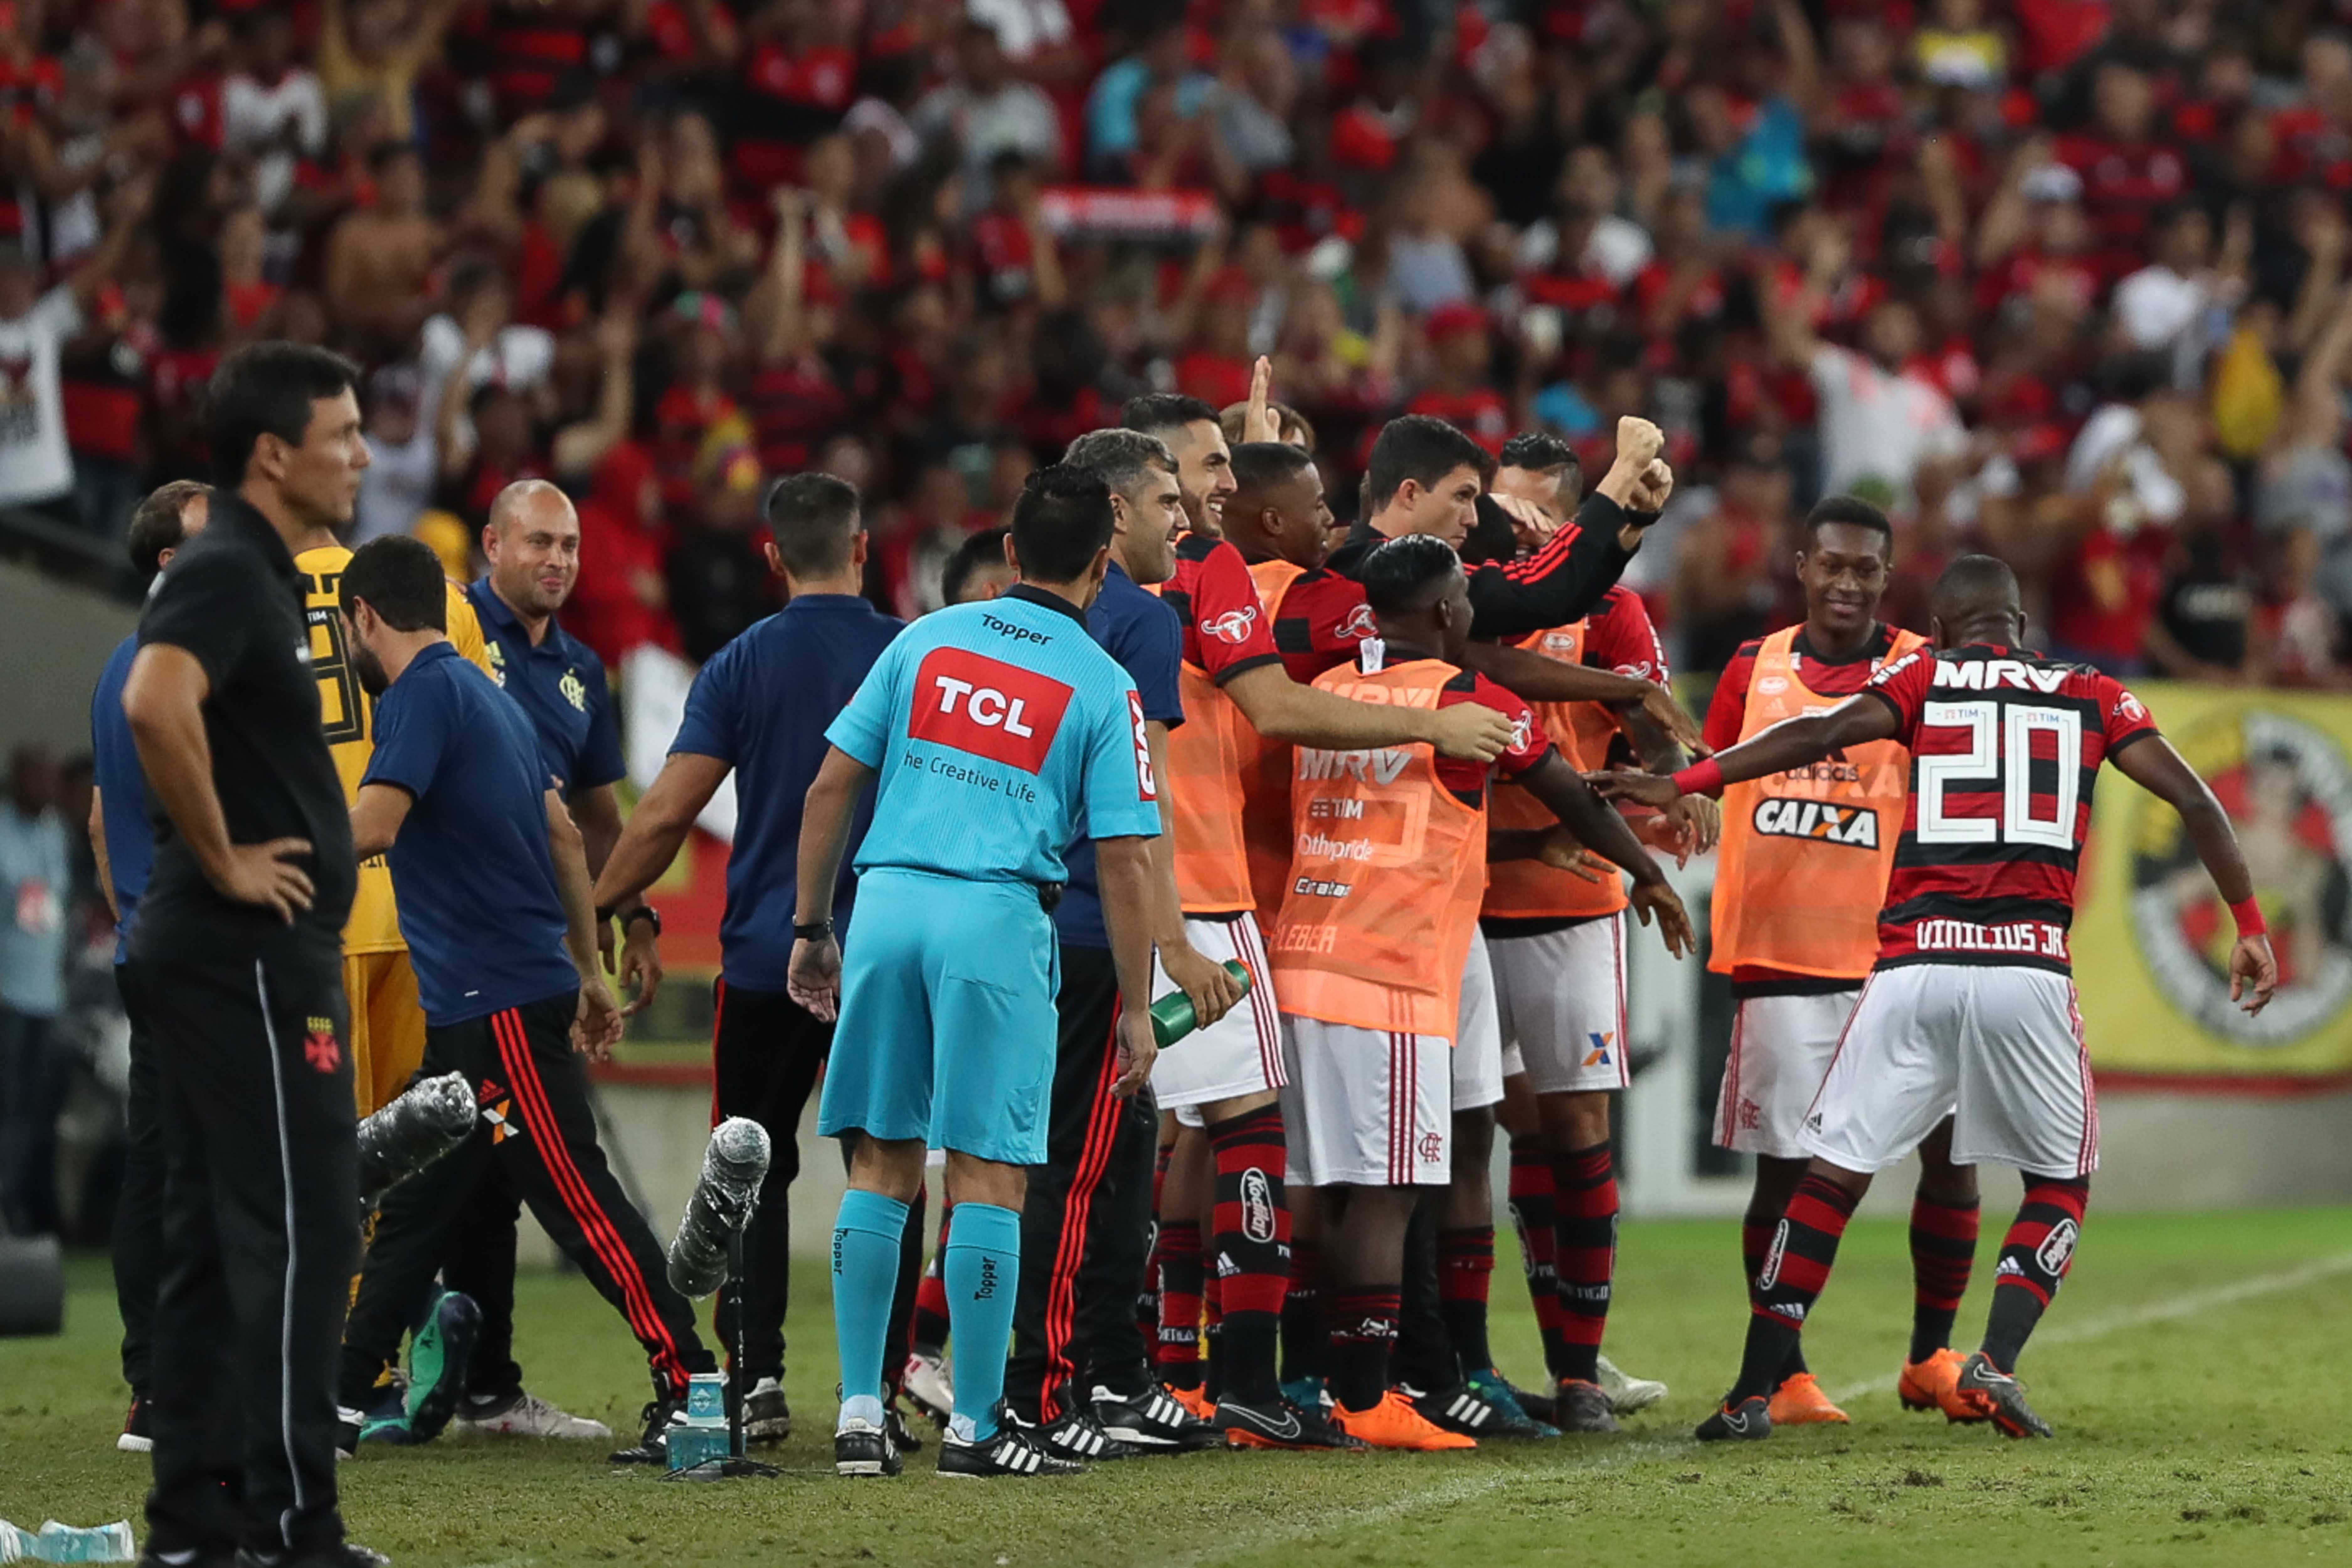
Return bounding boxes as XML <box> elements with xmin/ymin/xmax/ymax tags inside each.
<box><xmin>2076</xmin><ymin>682</ymin><xmax>2352</xmax><ymax>1086</ymax></box>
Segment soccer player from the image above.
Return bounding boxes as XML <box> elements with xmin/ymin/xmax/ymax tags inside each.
<box><xmin>1069</xmin><ymin>429</ymin><xmax>1515</xmax><ymax>1450</ymax></box>
<box><xmin>792</xmin><ymin>465</ymin><xmax>1167</xmax><ymax>1480</ymax></box>
<box><xmin>1600</xmin><ymin>555</ymin><xmax>2278</xmax><ymax>1442</ymax></box>
<box><xmin>1269</xmin><ymin>534</ymin><xmax>1692</xmax><ymax>1450</ymax></box>
<box><xmin>122</xmin><ymin>342</ymin><xmax>376</xmax><ymax>1568</ymax></box>
<box><xmin>332</xmin><ymin>535</ymin><xmax>720</xmax><ymax>1467</ymax></box>
<box><xmin>92</xmin><ymin>481</ymin><xmax>208</xmax><ymax>1455</ymax></box>
<box><xmin>943</xmin><ymin>525</ymin><xmax>1016</xmax><ymax>606</ymax></box>
<box><xmin>1123</xmin><ymin>393</ymin><xmax>1237</xmax><ymax>537</ymax></box>
<box><xmin>591</xmin><ymin>474</ymin><xmax>904</xmax><ymax>1445</ymax></box>
<box><xmin>1701</xmin><ymin>496</ymin><xmax>1988</xmax><ymax>1426</ymax></box>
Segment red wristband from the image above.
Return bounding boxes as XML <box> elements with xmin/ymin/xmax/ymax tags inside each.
<box><xmin>1672</xmin><ymin>758</ymin><xmax>1725</xmax><ymax>798</ymax></box>
<box><xmin>2229</xmin><ymin>896</ymin><xmax>2266</xmax><ymax>938</ymax></box>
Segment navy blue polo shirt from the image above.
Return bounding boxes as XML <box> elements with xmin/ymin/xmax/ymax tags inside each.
<box><xmin>89</xmin><ymin>633</ymin><xmax>149</xmax><ymax>965</ymax></box>
<box><xmin>668</xmin><ymin>593</ymin><xmax>903</xmax><ymax>991</ymax></box>
<box><xmin>466</xmin><ymin>577</ymin><xmax>626</xmax><ymax>801</ymax></box>
<box><xmin>363</xmin><ymin>641</ymin><xmax>580</xmax><ymax>1025</ymax></box>
<box><xmin>1053</xmin><ymin>560</ymin><xmax>1184</xmax><ymax>948</ymax></box>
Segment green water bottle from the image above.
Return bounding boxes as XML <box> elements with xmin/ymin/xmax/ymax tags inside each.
<box><xmin>1149</xmin><ymin>960</ymin><xmax>1253</xmax><ymax>1048</ymax></box>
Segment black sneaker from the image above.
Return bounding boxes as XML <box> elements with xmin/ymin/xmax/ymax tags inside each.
<box><xmin>1955</xmin><ymin>1352</ymin><xmax>2053</xmax><ymax>1438</ymax></box>
<box><xmin>119</xmin><ymin>1394</ymin><xmax>153</xmax><ymax>1453</ymax></box>
<box><xmin>1694</xmin><ymin>1394</ymin><xmax>1772</xmax><ymax>1443</ymax></box>
<box><xmin>609</xmin><ymin>1396</ymin><xmax>687</xmax><ymax>1465</ymax></box>
<box><xmin>136</xmin><ymin>1549</ymin><xmax>234</xmax><ymax>1568</ymax></box>
<box><xmin>1401</xmin><ymin>1382</ymin><xmax>1499</xmax><ymax>1439</ymax></box>
<box><xmin>884</xmin><ymin>1400</ymin><xmax>925</xmax><ymax>1456</ymax></box>
<box><xmin>232</xmin><ymin>1545</ymin><xmax>391</xmax><ymax>1567</ymax></box>
<box><xmin>1088</xmin><ymin>1382</ymin><xmax>1221</xmax><ymax>1452</ymax></box>
<box><xmin>1551</xmin><ymin>1378</ymin><xmax>1621</xmax><ymax>1435</ymax></box>
<box><xmin>1211</xmin><ymin>1395</ymin><xmax>1365</xmax><ymax>1451</ymax></box>
<box><xmin>1504</xmin><ymin>1379</ymin><xmax>1556</xmax><ymax>1427</ymax></box>
<box><xmin>401</xmin><ymin>1291</ymin><xmax>480</xmax><ymax>1443</ymax></box>
<box><xmin>1036</xmin><ymin>1408</ymin><xmax>1139</xmax><ymax>1461</ymax></box>
<box><xmin>834</xmin><ymin>1412</ymin><xmax>903</xmax><ymax>1477</ymax></box>
<box><xmin>938</xmin><ymin>1406</ymin><xmax>1085</xmax><ymax>1477</ymax></box>
<box><xmin>743</xmin><ymin>1377</ymin><xmax>791</xmax><ymax>1444</ymax></box>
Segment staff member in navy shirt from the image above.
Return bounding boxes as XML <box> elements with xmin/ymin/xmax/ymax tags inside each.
<box><xmin>87</xmin><ymin>478</ymin><xmax>207</xmax><ymax>1457</ymax></box>
<box><xmin>333</xmin><ymin>536</ymin><xmax>718</xmax><ymax>1467</ymax></box>
<box><xmin>594</xmin><ymin>473</ymin><xmax>902</xmax><ymax>1445</ymax></box>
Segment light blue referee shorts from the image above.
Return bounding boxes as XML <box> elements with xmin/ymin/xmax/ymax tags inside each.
<box><xmin>816</xmin><ymin>867</ymin><xmax>1061</xmax><ymax>1166</ymax></box>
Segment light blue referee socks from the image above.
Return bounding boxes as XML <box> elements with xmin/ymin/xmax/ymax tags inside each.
<box><xmin>943</xmin><ymin>1201</ymin><xmax>1022</xmax><ymax>1441</ymax></box>
<box><xmin>831</xmin><ymin>1189</ymin><xmax>912</xmax><ymax>1418</ymax></box>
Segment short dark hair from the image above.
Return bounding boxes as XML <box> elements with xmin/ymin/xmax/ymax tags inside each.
<box><xmin>1228</xmin><ymin>440</ymin><xmax>1314</xmax><ymax>494</ymax></box>
<box><xmin>1498</xmin><ymin>431</ymin><xmax>1577</xmax><ymax>474</ymax></box>
<box><xmin>763</xmin><ymin>472</ymin><xmax>863</xmax><ymax>579</ymax></box>
<box><xmin>127</xmin><ymin>480</ymin><xmax>207</xmax><ymax>578</ymax></box>
<box><xmin>204</xmin><ymin>342</ymin><xmax>360</xmax><ymax>487</ymax></box>
<box><xmin>1367</xmin><ymin>415</ymin><xmax>1492</xmax><ymax>511</ymax></box>
<box><xmin>1360</xmin><ymin>534</ymin><xmax>1464</xmax><ymax>616</ymax></box>
<box><xmin>1062</xmin><ymin>428</ymin><xmax>1175</xmax><ymax>498</ymax></box>
<box><xmin>1009</xmin><ymin>465</ymin><xmax>1116</xmax><ymax>585</ymax></box>
<box><xmin>1803</xmin><ymin>494</ymin><xmax>1895</xmax><ymax>550</ymax></box>
<box><xmin>1121</xmin><ymin>393</ymin><xmax>1220</xmax><ymax>440</ymax></box>
<box><xmin>941</xmin><ymin>526</ymin><xmax>1012</xmax><ymax>605</ymax></box>
<box><xmin>338</xmin><ymin>535</ymin><xmax>448</xmax><ymax>633</ymax></box>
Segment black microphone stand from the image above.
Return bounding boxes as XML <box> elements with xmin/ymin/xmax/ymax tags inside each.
<box><xmin>665</xmin><ymin>1222</ymin><xmax>779</xmax><ymax>1481</ymax></box>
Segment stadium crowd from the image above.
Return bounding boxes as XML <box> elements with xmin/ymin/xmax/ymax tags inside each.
<box><xmin>0</xmin><ymin>0</ymin><xmax>2350</xmax><ymax>683</ymax></box>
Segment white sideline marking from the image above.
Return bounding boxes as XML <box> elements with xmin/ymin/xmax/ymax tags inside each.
<box><xmin>1828</xmin><ymin>1248</ymin><xmax>2352</xmax><ymax>1404</ymax></box>
<box><xmin>1181</xmin><ymin>1250</ymin><xmax>2352</xmax><ymax>1568</ymax></box>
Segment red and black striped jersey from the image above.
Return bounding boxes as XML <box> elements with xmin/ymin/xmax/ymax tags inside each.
<box><xmin>1863</xmin><ymin>644</ymin><xmax>2158</xmax><ymax>972</ymax></box>
<box><xmin>1163</xmin><ymin>533</ymin><xmax>1284</xmax><ymax>681</ymax></box>
<box><xmin>1265</xmin><ymin>565</ymin><xmax>1377</xmax><ymax>683</ymax></box>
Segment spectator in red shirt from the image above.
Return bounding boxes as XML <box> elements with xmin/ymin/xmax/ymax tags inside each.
<box><xmin>2053</xmin><ymin>61</ymin><xmax>2190</xmax><ymax>282</ymax></box>
<box><xmin>1405</xmin><ymin>302</ymin><xmax>1510</xmax><ymax>455</ymax></box>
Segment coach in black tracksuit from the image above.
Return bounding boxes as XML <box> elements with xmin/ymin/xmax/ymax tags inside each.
<box><xmin>330</xmin><ymin>536</ymin><xmax>716</xmax><ymax>1463</ymax></box>
<box><xmin>121</xmin><ymin>346</ymin><xmax>371</xmax><ymax>1567</ymax></box>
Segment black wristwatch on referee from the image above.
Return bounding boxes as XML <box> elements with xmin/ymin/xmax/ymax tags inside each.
<box><xmin>596</xmin><ymin>903</ymin><xmax>662</xmax><ymax>936</ymax></box>
<box><xmin>793</xmin><ymin>919</ymin><xmax>834</xmax><ymax>941</ymax></box>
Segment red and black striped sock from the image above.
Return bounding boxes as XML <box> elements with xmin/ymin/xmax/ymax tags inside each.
<box><xmin>1207</xmin><ymin>1104</ymin><xmax>1290</xmax><ymax>1404</ymax></box>
<box><xmin>1508</xmin><ymin>1143</ymin><xmax>1571</xmax><ymax>1380</ymax></box>
<box><xmin>1436</xmin><ymin>1225</ymin><xmax>1496</xmax><ymax>1376</ymax></box>
<box><xmin>1280</xmin><ymin>1238</ymin><xmax>1326</xmax><ymax>1387</ymax></box>
<box><xmin>1153</xmin><ymin>1219</ymin><xmax>1205</xmax><ymax>1391</ymax></box>
<box><xmin>1551</xmin><ymin>1142</ymin><xmax>1618</xmax><ymax>1385</ymax></box>
<box><xmin>1326</xmin><ymin>1285</ymin><xmax>1401</xmax><ymax>1414</ymax></box>
<box><xmin>1733</xmin><ymin>1174</ymin><xmax>1860</xmax><ymax>1402</ymax></box>
<box><xmin>1908</xmin><ymin>1193</ymin><xmax>1981</xmax><ymax>1365</ymax></box>
<box><xmin>1981</xmin><ymin>1178</ymin><xmax>2088</xmax><ymax>1372</ymax></box>
<box><xmin>1740</xmin><ymin>1219</ymin><xmax>1806</xmax><ymax>1382</ymax></box>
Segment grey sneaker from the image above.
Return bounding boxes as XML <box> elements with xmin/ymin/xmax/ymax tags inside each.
<box><xmin>1552</xmin><ymin>1378</ymin><xmax>1622</xmax><ymax>1434</ymax></box>
<box><xmin>1595</xmin><ymin>1354</ymin><xmax>1668</xmax><ymax>1415</ymax></box>
<box><xmin>1955</xmin><ymin>1352</ymin><xmax>2053</xmax><ymax>1438</ymax></box>
<box><xmin>453</xmin><ymin>1389</ymin><xmax>612</xmax><ymax>1440</ymax></box>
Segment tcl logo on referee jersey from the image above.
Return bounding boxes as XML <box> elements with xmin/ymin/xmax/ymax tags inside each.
<box><xmin>1128</xmin><ymin>690</ymin><xmax>1157</xmax><ymax>800</ymax></box>
<box><xmin>909</xmin><ymin>647</ymin><xmax>1073</xmax><ymax>774</ymax></box>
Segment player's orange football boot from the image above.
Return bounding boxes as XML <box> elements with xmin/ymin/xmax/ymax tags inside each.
<box><xmin>1332</xmin><ymin>1390</ymin><xmax>1477</xmax><ymax>1450</ymax></box>
<box><xmin>1167</xmin><ymin>1384</ymin><xmax>1216</xmax><ymax>1423</ymax></box>
<box><xmin>1765</xmin><ymin>1372</ymin><xmax>1849</xmax><ymax>1425</ymax></box>
<box><xmin>1897</xmin><ymin>1348</ymin><xmax>1982</xmax><ymax>1421</ymax></box>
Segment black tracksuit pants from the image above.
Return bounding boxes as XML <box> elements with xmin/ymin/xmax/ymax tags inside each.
<box><xmin>1004</xmin><ymin>942</ymin><xmax>1158</xmax><ymax>1425</ymax></box>
<box><xmin>111</xmin><ymin>956</ymin><xmax>164</xmax><ymax>1398</ymax></box>
<box><xmin>708</xmin><ymin>979</ymin><xmax>829</xmax><ymax>1382</ymax></box>
<box><xmin>338</xmin><ymin>991</ymin><xmax>713</xmax><ymax>1407</ymax></box>
<box><xmin>140</xmin><ymin>927</ymin><xmax>357</xmax><ymax>1559</ymax></box>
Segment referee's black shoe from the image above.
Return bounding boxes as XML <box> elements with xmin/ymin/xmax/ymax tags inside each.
<box><xmin>834</xmin><ymin>1412</ymin><xmax>904</xmax><ymax>1477</ymax></box>
<box><xmin>232</xmin><ymin>1544</ymin><xmax>391</xmax><ymax>1567</ymax></box>
<box><xmin>608</xmin><ymin>1395</ymin><xmax>688</xmax><ymax>1465</ymax></box>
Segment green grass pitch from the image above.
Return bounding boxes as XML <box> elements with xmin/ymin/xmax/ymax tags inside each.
<box><xmin>6</xmin><ymin>1207</ymin><xmax>2350</xmax><ymax>1567</ymax></box>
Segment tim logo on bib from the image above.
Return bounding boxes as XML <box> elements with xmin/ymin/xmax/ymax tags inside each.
<box><xmin>909</xmin><ymin>647</ymin><xmax>1073</xmax><ymax>774</ymax></box>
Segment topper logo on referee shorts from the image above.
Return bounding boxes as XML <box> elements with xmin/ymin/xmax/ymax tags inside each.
<box><xmin>909</xmin><ymin>647</ymin><xmax>1075</xmax><ymax>774</ymax></box>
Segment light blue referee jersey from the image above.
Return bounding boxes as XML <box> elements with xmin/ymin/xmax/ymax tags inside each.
<box><xmin>826</xmin><ymin>585</ymin><xmax>1162</xmax><ymax>882</ymax></box>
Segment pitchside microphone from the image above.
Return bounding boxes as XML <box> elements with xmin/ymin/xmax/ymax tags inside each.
<box><xmin>355</xmin><ymin>1072</ymin><xmax>478</xmax><ymax>1203</ymax></box>
<box><xmin>667</xmin><ymin>1116</ymin><xmax>772</xmax><ymax>1298</ymax></box>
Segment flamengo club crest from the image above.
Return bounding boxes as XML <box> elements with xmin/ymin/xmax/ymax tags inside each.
<box><xmin>2130</xmin><ymin>708</ymin><xmax>2352</xmax><ymax>1045</ymax></box>
<box><xmin>560</xmin><ymin>667</ymin><xmax>588</xmax><ymax>711</ymax></box>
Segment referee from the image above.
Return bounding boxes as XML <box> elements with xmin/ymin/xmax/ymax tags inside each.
<box><xmin>120</xmin><ymin>344</ymin><xmax>377</xmax><ymax>1568</ymax></box>
<box><xmin>592</xmin><ymin>472</ymin><xmax>904</xmax><ymax>1442</ymax></box>
<box><xmin>792</xmin><ymin>466</ymin><xmax>1165</xmax><ymax>1480</ymax></box>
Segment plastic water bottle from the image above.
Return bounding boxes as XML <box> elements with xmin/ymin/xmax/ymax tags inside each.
<box><xmin>1149</xmin><ymin>961</ymin><xmax>1253</xmax><ymax>1048</ymax></box>
<box><xmin>17</xmin><ymin>1519</ymin><xmax>135</xmax><ymax>1562</ymax></box>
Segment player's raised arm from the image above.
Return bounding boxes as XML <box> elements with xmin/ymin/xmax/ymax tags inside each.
<box><xmin>1594</xmin><ymin>689</ymin><xmax>1904</xmax><ymax>813</ymax></box>
<box><xmin>2110</xmin><ymin>734</ymin><xmax>2279</xmax><ymax>1013</ymax></box>
<box><xmin>1512</xmin><ymin>750</ymin><xmax>1694</xmax><ymax>959</ymax></box>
